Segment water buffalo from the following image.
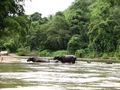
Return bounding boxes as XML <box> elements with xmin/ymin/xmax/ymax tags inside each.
<box><xmin>27</xmin><ymin>57</ymin><xmax>49</xmax><ymax>63</ymax></box>
<box><xmin>53</xmin><ymin>55</ymin><xmax>76</xmax><ymax>64</ymax></box>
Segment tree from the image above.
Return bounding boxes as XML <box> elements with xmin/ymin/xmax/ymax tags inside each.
<box><xmin>67</xmin><ymin>34</ymin><xmax>88</xmax><ymax>54</ymax></box>
<box><xmin>27</xmin><ymin>12</ymin><xmax>70</xmax><ymax>51</ymax></box>
<box><xmin>2</xmin><ymin>15</ymin><xmax>31</xmax><ymax>52</ymax></box>
<box><xmin>88</xmin><ymin>0</ymin><xmax>120</xmax><ymax>53</ymax></box>
<box><xmin>67</xmin><ymin>35</ymin><xmax>81</xmax><ymax>54</ymax></box>
<box><xmin>44</xmin><ymin>12</ymin><xmax>70</xmax><ymax>50</ymax></box>
<box><xmin>64</xmin><ymin>0</ymin><xmax>90</xmax><ymax>51</ymax></box>
<box><xmin>0</xmin><ymin>0</ymin><xmax>25</xmax><ymax>29</ymax></box>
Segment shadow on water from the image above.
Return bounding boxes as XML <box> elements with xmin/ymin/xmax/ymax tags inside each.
<box><xmin>0</xmin><ymin>62</ymin><xmax>120</xmax><ymax>90</ymax></box>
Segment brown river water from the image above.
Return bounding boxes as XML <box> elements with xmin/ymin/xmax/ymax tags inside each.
<box><xmin>0</xmin><ymin>61</ymin><xmax>120</xmax><ymax>90</ymax></box>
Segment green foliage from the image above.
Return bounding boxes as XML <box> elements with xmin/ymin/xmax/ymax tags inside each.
<box><xmin>87</xmin><ymin>51</ymin><xmax>103</xmax><ymax>58</ymax></box>
<box><xmin>45</xmin><ymin>12</ymin><xmax>70</xmax><ymax>50</ymax></box>
<box><xmin>67</xmin><ymin>35</ymin><xmax>88</xmax><ymax>54</ymax></box>
<box><xmin>102</xmin><ymin>53</ymin><xmax>109</xmax><ymax>59</ymax></box>
<box><xmin>75</xmin><ymin>49</ymin><xmax>85</xmax><ymax>58</ymax></box>
<box><xmin>0</xmin><ymin>0</ymin><xmax>25</xmax><ymax>29</ymax></box>
<box><xmin>17</xmin><ymin>47</ymin><xmax>30</xmax><ymax>56</ymax></box>
<box><xmin>89</xmin><ymin>20</ymin><xmax>119</xmax><ymax>52</ymax></box>
<box><xmin>52</xmin><ymin>50</ymin><xmax>68</xmax><ymax>57</ymax></box>
<box><xmin>31</xmin><ymin>12</ymin><xmax>42</xmax><ymax>21</ymax></box>
<box><xmin>88</xmin><ymin>0</ymin><xmax>120</xmax><ymax>53</ymax></box>
<box><xmin>0</xmin><ymin>0</ymin><xmax>120</xmax><ymax>59</ymax></box>
<box><xmin>64</xmin><ymin>0</ymin><xmax>91</xmax><ymax>22</ymax></box>
<box><xmin>0</xmin><ymin>15</ymin><xmax>31</xmax><ymax>52</ymax></box>
<box><xmin>38</xmin><ymin>50</ymin><xmax>68</xmax><ymax>57</ymax></box>
<box><xmin>3</xmin><ymin>39</ymin><xmax>16</xmax><ymax>52</ymax></box>
<box><xmin>39</xmin><ymin>50</ymin><xmax>51</xmax><ymax>57</ymax></box>
<box><xmin>115</xmin><ymin>45</ymin><xmax>120</xmax><ymax>60</ymax></box>
<box><xmin>29</xmin><ymin>12</ymin><xmax>70</xmax><ymax>50</ymax></box>
<box><xmin>67</xmin><ymin>35</ymin><xmax>80</xmax><ymax>54</ymax></box>
<box><xmin>64</xmin><ymin>0</ymin><xmax>90</xmax><ymax>54</ymax></box>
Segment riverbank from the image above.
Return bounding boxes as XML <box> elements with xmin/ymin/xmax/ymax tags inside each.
<box><xmin>0</xmin><ymin>54</ymin><xmax>21</xmax><ymax>63</ymax></box>
<box><xmin>78</xmin><ymin>58</ymin><xmax>120</xmax><ymax>64</ymax></box>
<box><xmin>0</xmin><ymin>53</ymin><xmax>120</xmax><ymax>63</ymax></box>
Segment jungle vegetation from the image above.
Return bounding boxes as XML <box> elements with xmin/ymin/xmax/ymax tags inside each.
<box><xmin>0</xmin><ymin>0</ymin><xmax>120</xmax><ymax>59</ymax></box>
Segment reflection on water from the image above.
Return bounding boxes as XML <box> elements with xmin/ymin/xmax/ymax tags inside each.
<box><xmin>0</xmin><ymin>62</ymin><xmax>120</xmax><ymax>90</ymax></box>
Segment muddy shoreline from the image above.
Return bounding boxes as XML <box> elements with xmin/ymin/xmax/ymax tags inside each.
<box><xmin>0</xmin><ymin>54</ymin><xmax>21</xmax><ymax>63</ymax></box>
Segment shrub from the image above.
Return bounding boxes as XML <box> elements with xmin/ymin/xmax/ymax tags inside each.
<box><xmin>39</xmin><ymin>50</ymin><xmax>51</xmax><ymax>57</ymax></box>
<box><xmin>87</xmin><ymin>51</ymin><xmax>98</xmax><ymax>58</ymax></box>
<box><xmin>114</xmin><ymin>45</ymin><xmax>120</xmax><ymax>60</ymax></box>
<box><xmin>115</xmin><ymin>53</ymin><xmax>120</xmax><ymax>60</ymax></box>
<box><xmin>52</xmin><ymin>50</ymin><xmax>68</xmax><ymax>56</ymax></box>
<box><xmin>67</xmin><ymin>35</ymin><xmax>80</xmax><ymax>54</ymax></box>
<box><xmin>102</xmin><ymin>53</ymin><xmax>109</xmax><ymax>59</ymax></box>
<box><xmin>17</xmin><ymin>47</ymin><xmax>30</xmax><ymax>56</ymax></box>
<box><xmin>75</xmin><ymin>49</ymin><xmax>85</xmax><ymax>58</ymax></box>
<box><xmin>3</xmin><ymin>39</ymin><xmax>17</xmax><ymax>52</ymax></box>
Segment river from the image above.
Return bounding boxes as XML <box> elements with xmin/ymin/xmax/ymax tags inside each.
<box><xmin>0</xmin><ymin>61</ymin><xmax>120</xmax><ymax>90</ymax></box>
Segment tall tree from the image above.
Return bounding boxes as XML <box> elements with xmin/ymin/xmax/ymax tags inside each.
<box><xmin>64</xmin><ymin>0</ymin><xmax>91</xmax><ymax>53</ymax></box>
<box><xmin>88</xmin><ymin>0</ymin><xmax>120</xmax><ymax>53</ymax></box>
<box><xmin>44</xmin><ymin>12</ymin><xmax>70</xmax><ymax>50</ymax></box>
<box><xmin>27</xmin><ymin>12</ymin><xmax>70</xmax><ymax>50</ymax></box>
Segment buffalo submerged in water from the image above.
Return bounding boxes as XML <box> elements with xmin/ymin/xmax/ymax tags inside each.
<box><xmin>53</xmin><ymin>55</ymin><xmax>76</xmax><ymax>64</ymax></box>
<box><xmin>27</xmin><ymin>55</ymin><xmax>77</xmax><ymax>64</ymax></box>
<box><xmin>27</xmin><ymin>57</ymin><xmax>50</xmax><ymax>63</ymax></box>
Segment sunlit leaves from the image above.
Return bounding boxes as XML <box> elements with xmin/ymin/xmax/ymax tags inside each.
<box><xmin>88</xmin><ymin>0</ymin><xmax>120</xmax><ymax>53</ymax></box>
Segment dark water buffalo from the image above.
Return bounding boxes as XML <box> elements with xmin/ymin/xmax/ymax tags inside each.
<box><xmin>27</xmin><ymin>57</ymin><xmax>49</xmax><ymax>63</ymax></box>
<box><xmin>53</xmin><ymin>55</ymin><xmax>76</xmax><ymax>64</ymax></box>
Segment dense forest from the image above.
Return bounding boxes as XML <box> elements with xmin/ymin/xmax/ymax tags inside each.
<box><xmin>0</xmin><ymin>0</ymin><xmax>120</xmax><ymax>59</ymax></box>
